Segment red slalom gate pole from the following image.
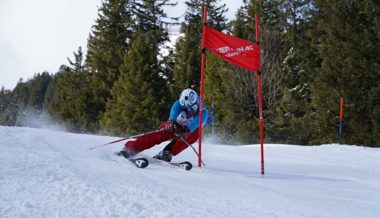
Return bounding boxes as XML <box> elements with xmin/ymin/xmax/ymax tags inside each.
<box><xmin>255</xmin><ymin>13</ymin><xmax>265</xmax><ymax>175</ymax></box>
<box><xmin>257</xmin><ymin>72</ymin><xmax>265</xmax><ymax>175</ymax></box>
<box><xmin>338</xmin><ymin>97</ymin><xmax>344</xmax><ymax>144</ymax></box>
<box><xmin>198</xmin><ymin>5</ymin><xmax>208</xmax><ymax>168</ymax></box>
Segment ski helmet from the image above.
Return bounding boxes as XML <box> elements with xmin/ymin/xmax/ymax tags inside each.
<box><xmin>179</xmin><ymin>88</ymin><xmax>199</xmax><ymax>113</ymax></box>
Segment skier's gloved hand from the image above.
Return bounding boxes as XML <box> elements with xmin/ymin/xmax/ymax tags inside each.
<box><xmin>165</xmin><ymin>120</ymin><xmax>183</xmax><ymax>132</ymax></box>
<box><xmin>165</xmin><ymin>120</ymin><xmax>179</xmax><ymax>131</ymax></box>
<box><xmin>165</xmin><ymin>112</ymin><xmax>191</xmax><ymax>140</ymax></box>
<box><xmin>175</xmin><ymin>125</ymin><xmax>190</xmax><ymax>140</ymax></box>
<box><xmin>164</xmin><ymin>120</ymin><xmax>189</xmax><ymax>139</ymax></box>
<box><xmin>176</xmin><ymin>111</ymin><xmax>193</xmax><ymax>127</ymax></box>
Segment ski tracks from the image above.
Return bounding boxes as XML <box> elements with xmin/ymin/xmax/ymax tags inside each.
<box><xmin>0</xmin><ymin>129</ymin><xmax>152</xmax><ymax>218</ymax></box>
<box><xmin>0</xmin><ymin>128</ymin><xmax>198</xmax><ymax>218</ymax></box>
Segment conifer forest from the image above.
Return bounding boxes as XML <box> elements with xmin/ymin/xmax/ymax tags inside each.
<box><xmin>1</xmin><ymin>0</ymin><xmax>379</xmax><ymax>147</ymax></box>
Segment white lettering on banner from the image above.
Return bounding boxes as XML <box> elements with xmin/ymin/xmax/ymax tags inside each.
<box><xmin>216</xmin><ymin>45</ymin><xmax>255</xmax><ymax>57</ymax></box>
<box><xmin>226</xmin><ymin>52</ymin><xmax>240</xmax><ymax>57</ymax></box>
<box><xmin>237</xmin><ymin>47</ymin><xmax>244</xmax><ymax>53</ymax></box>
<box><xmin>245</xmin><ymin>45</ymin><xmax>253</xmax><ymax>51</ymax></box>
<box><xmin>216</xmin><ymin>46</ymin><xmax>231</xmax><ymax>54</ymax></box>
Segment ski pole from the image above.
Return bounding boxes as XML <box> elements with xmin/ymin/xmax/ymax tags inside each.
<box><xmin>180</xmin><ymin>137</ymin><xmax>206</xmax><ymax>167</ymax></box>
<box><xmin>87</xmin><ymin>129</ymin><xmax>160</xmax><ymax>151</ymax></box>
<box><xmin>86</xmin><ymin>136</ymin><xmax>135</xmax><ymax>151</ymax></box>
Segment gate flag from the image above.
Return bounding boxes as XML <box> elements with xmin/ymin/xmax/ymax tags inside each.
<box><xmin>202</xmin><ymin>26</ymin><xmax>261</xmax><ymax>72</ymax></box>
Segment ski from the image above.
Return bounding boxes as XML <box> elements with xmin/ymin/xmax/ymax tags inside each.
<box><xmin>169</xmin><ymin>161</ymin><xmax>193</xmax><ymax>171</ymax></box>
<box><xmin>114</xmin><ymin>152</ymin><xmax>149</xmax><ymax>168</ymax></box>
<box><xmin>128</xmin><ymin>157</ymin><xmax>149</xmax><ymax>168</ymax></box>
<box><xmin>151</xmin><ymin>158</ymin><xmax>192</xmax><ymax>171</ymax></box>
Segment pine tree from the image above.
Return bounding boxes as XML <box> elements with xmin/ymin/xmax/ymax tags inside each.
<box><xmin>0</xmin><ymin>87</ymin><xmax>13</xmax><ymax>126</ymax></box>
<box><xmin>171</xmin><ymin>0</ymin><xmax>228</xmax><ymax>96</ymax></box>
<box><xmin>272</xmin><ymin>0</ymin><xmax>319</xmax><ymax>144</ymax></box>
<box><xmin>310</xmin><ymin>0</ymin><xmax>380</xmax><ymax>146</ymax></box>
<box><xmin>8</xmin><ymin>80</ymin><xmax>28</xmax><ymax>126</ymax></box>
<box><xmin>48</xmin><ymin>47</ymin><xmax>95</xmax><ymax>131</ymax></box>
<box><xmin>365</xmin><ymin>0</ymin><xmax>380</xmax><ymax>146</ymax></box>
<box><xmin>101</xmin><ymin>36</ymin><xmax>165</xmax><ymax>134</ymax></box>
<box><xmin>101</xmin><ymin>0</ymin><xmax>175</xmax><ymax>135</ymax></box>
<box><xmin>203</xmin><ymin>0</ymin><xmax>286</xmax><ymax>143</ymax></box>
<box><xmin>85</xmin><ymin>0</ymin><xmax>135</xmax><ymax>130</ymax></box>
<box><xmin>0</xmin><ymin>73</ymin><xmax>53</xmax><ymax>127</ymax></box>
<box><xmin>0</xmin><ymin>87</ymin><xmax>9</xmax><ymax>115</ymax></box>
<box><xmin>26</xmin><ymin>72</ymin><xmax>52</xmax><ymax>110</ymax></box>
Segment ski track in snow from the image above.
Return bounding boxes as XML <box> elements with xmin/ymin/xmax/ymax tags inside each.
<box><xmin>0</xmin><ymin>126</ymin><xmax>379</xmax><ymax>218</ymax></box>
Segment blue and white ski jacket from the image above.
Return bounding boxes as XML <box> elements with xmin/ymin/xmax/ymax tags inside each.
<box><xmin>168</xmin><ymin>99</ymin><xmax>209</xmax><ymax>133</ymax></box>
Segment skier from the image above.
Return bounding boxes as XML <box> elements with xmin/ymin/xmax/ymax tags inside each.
<box><xmin>117</xmin><ymin>88</ymin><xmax>209</xmax><ymax>162</ymax></box>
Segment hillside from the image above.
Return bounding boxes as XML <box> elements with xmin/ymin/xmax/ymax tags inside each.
<box><xmin>0</xmin><ymin>126</ymin><xmax>379</xmax><ymax>218</ymax></box>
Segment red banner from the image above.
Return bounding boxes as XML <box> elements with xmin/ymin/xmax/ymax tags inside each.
<box><xmin>202</xmin><ymin>26</ymin><xmax>261</xmax><ymax>72</ymax></box>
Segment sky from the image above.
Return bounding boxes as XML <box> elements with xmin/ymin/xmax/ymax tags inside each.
<box><xmin>0</xmin><ymin>0</ymin><xmax>244</xmax><ymax>90</ymax></box>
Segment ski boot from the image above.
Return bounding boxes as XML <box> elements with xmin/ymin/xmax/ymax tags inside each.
<box><xmin>117</xmin><ymin>147</ymin><xmax>136</xmax><ymax>159</ymax></box>
<box><xmin>153</xmin><ymin>150</ymin><xmax>173</xmax><ymax>162</ymax></box>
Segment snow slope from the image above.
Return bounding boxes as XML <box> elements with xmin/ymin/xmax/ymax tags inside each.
<box><xmin>0</xmin><ymin>126</ymin><xmax>379</xmax><ymax>218</ymax></box>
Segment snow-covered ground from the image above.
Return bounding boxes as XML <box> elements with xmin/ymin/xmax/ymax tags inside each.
<box><xmin>0</xmin><ymin>126</ymin><xmax>379</xmax><ymax>218</ymax></box>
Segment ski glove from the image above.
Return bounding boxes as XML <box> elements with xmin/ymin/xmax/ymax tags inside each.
<box><xmin>165</xmin><ymin>120</ymin><xmax>190</xmax><ymax>140</ymax></box>
<box><xmin>175</xmin><ymin>125</ymin><xmax>190</xmax><ymax>140</ymax></box>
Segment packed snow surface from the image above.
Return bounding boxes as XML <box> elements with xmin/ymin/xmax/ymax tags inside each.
<box><xmin>1</xmin><ymin>126</ymin><xmax>379</xmax><ymax>218</ymax></box>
